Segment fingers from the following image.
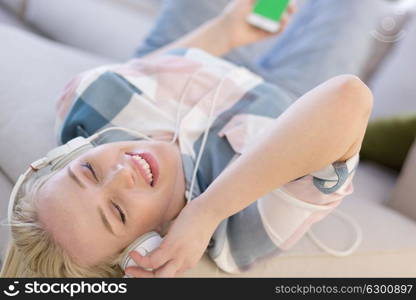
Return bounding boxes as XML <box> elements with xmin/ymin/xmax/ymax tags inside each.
<box><xmin>254</xmin><ymin>25</ymin><xmax>274</xmax><ymax>38</ymax></box>
<box><xmin>154</xmin><ymin>260</ymin><xmax>181</xmax><ymax>278</ymax></box>
<box><xmin>280</xmin><ymin>14</ymin><xmax>289</xmax><ymax>26</ymax></box>
<box><xmin>128</xmin><ymin>249</ymin><xmax>188</xmax><ymax>278</ymax></box>
<box><xmin>129</xmin><ymin>247</ymin><xmax>170</xmax><ymax>270</ymax></box>
<box><xmin>279</xmin><ymin>1</ymin><xmax>299</xmax><ymax>34</ymax></box>
<box><xmin>277</xmin><ymin>14</ymin><xmax>290</xmax><ymax>34</ymax></box>
<box><xmin>287</xmin><ymin>2</ymin><xmax>298</xmax><ymax>15</ymax></box>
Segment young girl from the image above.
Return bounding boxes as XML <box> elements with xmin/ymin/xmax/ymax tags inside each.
<box><xmin>2</xmin><ymin>0</ymin><xmax>380</xmax><ymax>277</ymax></box>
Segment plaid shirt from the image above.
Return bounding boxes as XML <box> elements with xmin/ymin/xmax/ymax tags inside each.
<box><xmin>55</xmin><ymin>48</ymin><xmax>359</xmax><ymax>273</ymax></box>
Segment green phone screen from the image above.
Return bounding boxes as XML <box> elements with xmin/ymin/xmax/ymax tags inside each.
<box><xmin>253</xmin><ymin>0</ymin><xmax>290</xmax><ymax>21</ymax></box>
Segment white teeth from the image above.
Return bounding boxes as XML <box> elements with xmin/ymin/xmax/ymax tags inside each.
<box><xmin>132</xmin><ymin>155</ymin><xmax>153</xmax><ymax>182</ymax></box>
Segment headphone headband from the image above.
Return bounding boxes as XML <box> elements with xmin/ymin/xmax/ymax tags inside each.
<box><xmin>7</xmin><ymin>136</ymin><xmax>93</xmax><ymax>224</ymax></box>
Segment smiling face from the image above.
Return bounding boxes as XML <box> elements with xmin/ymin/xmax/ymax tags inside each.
<box><xmin>34</xmin><ymin>139</ymin><xmax>186</xmax><ymax>267</ymax></box>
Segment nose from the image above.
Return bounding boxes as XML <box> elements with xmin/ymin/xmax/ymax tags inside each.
<box><xmin>105</xmin><ymin>163</ymin><xmax>135</xmax><ymax>189</ymax></box>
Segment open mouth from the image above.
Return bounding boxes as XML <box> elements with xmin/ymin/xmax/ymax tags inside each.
<box><xmin>125</xmin><ymin>152</ymin><xmax>159</xmax><ymax>187</ymax></box>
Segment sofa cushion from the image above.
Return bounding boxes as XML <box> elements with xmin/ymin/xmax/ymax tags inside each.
<box><xmin>0</xmin><ymin>0</ymin><xmax>25</xmax><ymax>17</ymax></box>
<box><xmin>369</xmin><ymin>6</ymin><xmax>416</xmax><ymax>119</ymax></box>
<box><xmin>388</xmin><ymin>139</ymin><xmax>416</xmax><ymax>221</ymax></box>
<box><xmin>0</xmin><ymin>25</ymin><xmax>113</xmax><ymax>182</ymax></box>
<box><xmin>24</xmin><ymin>0</ymin><xmax>161</xmax><ymax>61</ymax></box>
<box><xmin>361</xmin><ymin>0</ymin><xmax>416</xmax><ymax>82</ymax></box>
<box><xmin>0</xmin><ymin>4</ymin><xmax>34</xmax><ymax>32</ymax></box>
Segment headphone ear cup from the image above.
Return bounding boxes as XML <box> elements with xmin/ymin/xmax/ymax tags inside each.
<box><xmin>119</xmin><ymin>231</ymin><xmax>163</xmax><ymax>271</ymax></box>
<box><xmin>50</xmin><ymin>144</ymin><xmax>93</xmax><ymax>171</ymax></box>
<box><xmin>47</xmin><ymin>137</ymin><xmax>94</xmax><ymax>171</ymax></box>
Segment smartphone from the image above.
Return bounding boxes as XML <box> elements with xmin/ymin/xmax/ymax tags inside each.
<box><xmin>247</xmin><ymin>0</ymin><xmax>291</xmax><ymax>33</ymax></box>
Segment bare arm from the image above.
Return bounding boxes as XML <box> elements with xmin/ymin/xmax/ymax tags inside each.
<box><xmin>139</xmin><ymin>0</ymin><xmax>296</xmax><ymax>59</ymax></box>
<box><xmin>141</xmin><ymin>17</ymin><xmax>232</xmax><ymax>59</ymax></box>
<box><xmin>197</xmin><ymin>75</ymin><xmax>373</xmax><ymax>222</ymax></box>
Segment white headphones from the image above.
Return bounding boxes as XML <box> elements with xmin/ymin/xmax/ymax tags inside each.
<box><xmin>7</xmin><ymin>66</ymin><xmax>234</xmax><ymax>276</ymax></box>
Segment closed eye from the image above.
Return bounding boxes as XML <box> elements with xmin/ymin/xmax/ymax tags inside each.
<box><xmin>81</xmin><ymin>161</ymin><xmax>99</xmax><ymax>182</ymax></box>
<box><xmin>112</xmin><ymin>201</ymin><xmax>126</xmax><ymax>224</ymax></box>
<box><xmin>81</xmin><ymin>161</ymin><xmax>126</xmax><ymax>224</ymax></box>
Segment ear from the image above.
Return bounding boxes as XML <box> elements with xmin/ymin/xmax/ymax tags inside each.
<box><xmin>154</xmin><ymin>222</ymin><xmax>167</xmax><ymax>235</ymax></box>
<box><xmin>155</xmin><ymin>220</ymin><xmax>173</xmax><ymax>237</ymax></box>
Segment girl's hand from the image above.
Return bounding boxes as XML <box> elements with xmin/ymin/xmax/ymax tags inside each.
<box><xmin>124</xmin><ymin>199</ymin><xmax>221</xmax><ymax>278</ymax></box>
<box><xmin>219</xmin><ymin>0</ymin><xmax>297</xmax><ymax>49</ymax></box>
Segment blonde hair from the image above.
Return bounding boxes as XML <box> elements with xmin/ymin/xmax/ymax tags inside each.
<box><xmin>0</xmin><ymin>168</ymin><xmax>124</xmax><ymax>277</ymax></box>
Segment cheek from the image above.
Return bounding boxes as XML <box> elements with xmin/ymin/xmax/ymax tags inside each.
<box><xmin>129</xmin><ymin>196</ymin><xmax>167</xmax><ymax>227</ymax></box>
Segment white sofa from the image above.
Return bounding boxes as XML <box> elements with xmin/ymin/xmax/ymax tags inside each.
<box><xmin>1</xmin><ymin>0</ymin><xmax>416</xmax><ymax>277</ymax></box>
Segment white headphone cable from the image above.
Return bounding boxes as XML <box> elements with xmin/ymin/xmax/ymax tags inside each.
<box><xmin>185</xmin><ymin>70</ymin><xmax>231</xmax><ymax>203</ymax></box>
<box><xmin>307</xmin><ymin>209</ymin><xmax>363</xmax><ymax>257</ymax></box>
